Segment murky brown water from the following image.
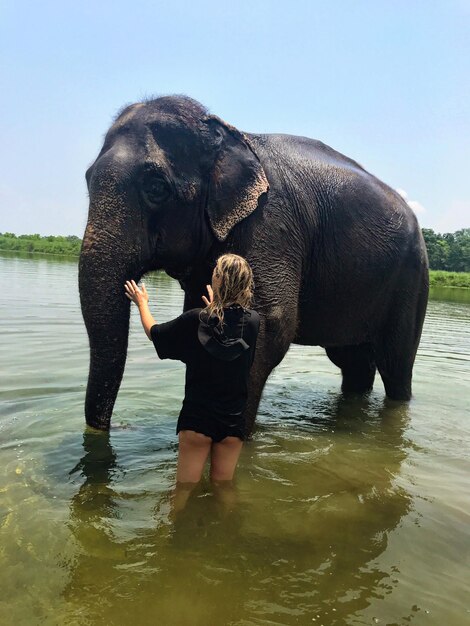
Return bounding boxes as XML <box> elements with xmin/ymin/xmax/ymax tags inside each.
<box><xmin>1</xmin><ymin>252</ymin><xmax>469</xmax><ymax>625</ymax></box>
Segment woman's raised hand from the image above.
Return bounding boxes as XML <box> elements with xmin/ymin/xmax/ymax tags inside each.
<box><xmin>124</xmin><ymin>280</ymin><xmax>150</xmax><ymax>307</ymax></box>
<box><xmin>201</xmin><ymin>284</ymin><xmax>214</xmax><ymax>307</ymax></box>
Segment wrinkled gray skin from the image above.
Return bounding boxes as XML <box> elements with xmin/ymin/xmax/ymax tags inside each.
<box><xmin>79</xmin><ymin>95</ymin><xmax>429</xmax><ymax>432</ymax></box>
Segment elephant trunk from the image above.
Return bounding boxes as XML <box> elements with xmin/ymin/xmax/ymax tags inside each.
<box><xmin>79</xmin><ymin>225</ymin><xmax>137</xmax><ymax>429</ymax></box>
<box><xmin>79</xmin><ymin>139</ymin><xmax>158</xmax><ymax>429</ymax></box>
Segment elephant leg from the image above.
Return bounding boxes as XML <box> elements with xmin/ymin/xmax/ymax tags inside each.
<box><xmin>244</xmin><ymin>311</ymin><xmax>297</xmax><ymax>437</ymax></box>
<box><xmin>375</xmin><ymin>339</ymin><xmax>413</xmax><ymax>401</ymax></box>
<box><xmin>325</xmin><ymin>343</ymin><xmax>376</xmax><ymax>394</ymax></box>
<box><xmin>374</xmin><ymin>285</ymin><xmax>428</xmax><ymax>401</ymax></box>
<box><xmin>244</xmin><ymin>358</ymin><xmax>276</xmax><ymax>437</ymax></box>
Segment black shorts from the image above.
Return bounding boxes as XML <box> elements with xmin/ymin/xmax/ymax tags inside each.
<box><xmin>176</xmin><ymin>414</ymin><xmax>246</xmax><ymax>443</ymax></box>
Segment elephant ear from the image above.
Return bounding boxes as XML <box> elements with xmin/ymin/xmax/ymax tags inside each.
<box><xmin>203</xmin><ymin>115</ymin><xmax>269</xmax><ymax>242</ymax></box>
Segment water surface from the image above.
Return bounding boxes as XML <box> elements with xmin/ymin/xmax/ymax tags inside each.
<box><xmin>0</xmin><ymin>253</ymin><xmax>469</xmax><ymax>625</ymax></box>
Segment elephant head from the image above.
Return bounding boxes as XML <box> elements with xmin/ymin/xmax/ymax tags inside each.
<box><xmin>79</xmin><ymin>96</ymin><xmax>269</xmax><ymax>429</ymax></box>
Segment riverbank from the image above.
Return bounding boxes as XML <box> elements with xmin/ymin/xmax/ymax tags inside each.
<box><xmin>429</xmin><ymin>270</ymin><xmax>470</xmax><ymax>288</ymax></box>
<box><xmin>1</xmin><ymin>237</ymin><xmax>469</xmax><ymax>288</ymax></box>
<box><xmin>0</xmin><ymin>234</ymin><xmax>80</xmax><ymax>256</ymax></box>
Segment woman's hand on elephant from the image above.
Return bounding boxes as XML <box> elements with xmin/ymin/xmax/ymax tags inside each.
<box><xmin>124</xmin><ymin>280</ymin><xmax>149</xmax><ymax>307</ymax></box>
<box><xmin>201</xmin><ymin>284</ymin><xmax>214</xmax><ymax>307</ymax></box>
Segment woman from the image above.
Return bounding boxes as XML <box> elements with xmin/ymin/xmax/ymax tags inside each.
<box><xmin>124</xmin><ymin>253</ymin><xmax>260</xmax><ymax>486</ymax></box>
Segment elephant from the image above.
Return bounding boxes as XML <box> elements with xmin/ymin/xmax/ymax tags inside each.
<box><xmin>79</xmin><ymin>95</ymin><xmax>429</xmax><ymax>432</ymax></box>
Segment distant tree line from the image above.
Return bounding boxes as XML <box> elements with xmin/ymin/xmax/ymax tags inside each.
<box><xmin>0</xmin><ymin>232</ymin><xmax>81</xmax><ymax>255</ymax></box>
<box><xmin>1</xmin><ymin>229</ymin><xmax>469</xmax><ymax>272</ymax></box>
<box><xmin>421</xmin><ymin>228</ymin><xmax>470</xmax><ymax>272</ymax></box>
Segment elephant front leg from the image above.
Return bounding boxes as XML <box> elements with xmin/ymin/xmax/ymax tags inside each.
<box><xmin>243</xmin><ymin>311</ymin><xmax>296</xmax><ymax>437</ymax></box>
<box><xmin>244</xmin><ymin>359</ymin><xmax>273</xmax><ymax>437</ymax></box>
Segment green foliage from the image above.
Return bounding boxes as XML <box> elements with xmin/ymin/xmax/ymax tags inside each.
<box><xmin>422</xmin><ymin>228</ymin><xmax>470</xmax><ymax>272</ymax></box>
<box><xmin>429</xmin><ymin>270</ymin><xmax>470</xmax><ymax>288</ymax></box>
<box><xmin>0</xmin><ymin>233</ymin><xmax>82</xmax><ymax>256</ymax></box>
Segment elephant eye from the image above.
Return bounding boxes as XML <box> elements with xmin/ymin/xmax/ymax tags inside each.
<box><xmin>141</xmin><ymin>174</ymin><xmax>171</xmax><ymax>207</ymax></box>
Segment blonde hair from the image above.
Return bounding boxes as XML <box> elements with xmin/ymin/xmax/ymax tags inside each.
<box><xmin>202</xmin><ymin>254</ymin><xmax>254</xmax><ymax>328</ymax></box>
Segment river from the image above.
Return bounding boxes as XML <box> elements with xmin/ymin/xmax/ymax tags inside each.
<box><xmin>0</xmin><ymin>252</ymin><xmax>469</xmax><ymax>625</ymax></box>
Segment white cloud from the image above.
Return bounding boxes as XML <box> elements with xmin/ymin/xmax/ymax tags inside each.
<box><xmin>407</xmin><ymin>200</ymin><xmax>426</xmax><ymax>214</ymax></box>
<box><xmin>396</xmin><ymin>188</ymin><xmax>426</xmax><ymax>215</ymax></box>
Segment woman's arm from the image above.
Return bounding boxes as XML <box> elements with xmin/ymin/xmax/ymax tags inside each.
<box><xmin>124</xmin><ymin>280</ymin><xmax>157</xmax><ymax>340</ymax></box>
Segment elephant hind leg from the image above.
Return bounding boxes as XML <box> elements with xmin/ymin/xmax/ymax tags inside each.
<box><xmin>325</xmin><ymin>343</ymin><xmax>376</xmax><ymax>394</ymax></box>
<box><xmin>374</xmin><ymin>285</ymin><xmax>428</xmax><ymax>401</ymax></box>
<box><xmin>374</xmin><ymin>337</ymin><xmax>414</xmax><ymax>401</ymax></box>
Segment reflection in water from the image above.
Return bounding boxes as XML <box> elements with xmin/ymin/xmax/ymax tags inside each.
<box><xmin>63</xmin><ymin>396</ymin><xmax>412</xmax><ymax>626</ymax></box>
<box><xmin>242</xmin><ymin>395</ymin><xmax>413</xmax><ymax>625</ymax></box>
<box><xmin>430</xmin><ymin>285</ymin><xmax>470</xmax><ymax>304</ymax></box>
<box><xmin>69</xmin><ymin>430</ymin><xmax>122</xmax><ymax>519</ymax></box>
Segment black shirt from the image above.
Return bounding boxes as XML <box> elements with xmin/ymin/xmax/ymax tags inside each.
<box><xmin>150</xmin><ymin>306</ymin><xmax>260</xmax><ymax>423</ymax></box>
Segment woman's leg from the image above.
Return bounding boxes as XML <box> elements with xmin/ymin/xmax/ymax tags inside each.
<box><xmin>176</xmin><ymin>430</ymin><xmax>212</xmax><ymax>483</ymax></box>
<box><xmin>172</xmin><ymin>430</ymin><xmax>212</xmax><ymax>517</ymax></box>
<box><xmin>213</xmin><ymin>480</ymin><xmax>238</xmax><ymax>514</ymax></box>
<box><xmin>210</xmin><ymin>436</ymin><xmax>244</xmax><ymax>482</ymax></box>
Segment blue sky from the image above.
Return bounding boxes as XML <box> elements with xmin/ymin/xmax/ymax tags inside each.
<box><xmin>1</xmin><ymin>0</ymin><xmax>469</xmax><ymax>236</ymax></box>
